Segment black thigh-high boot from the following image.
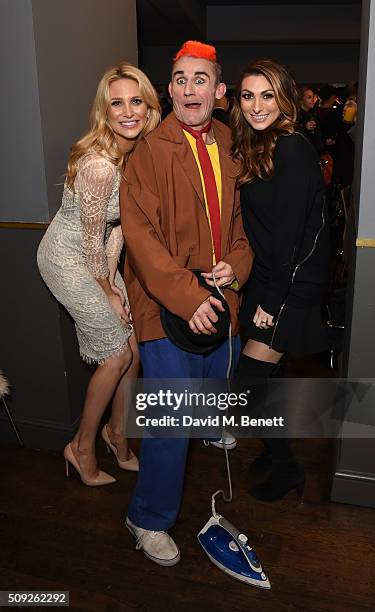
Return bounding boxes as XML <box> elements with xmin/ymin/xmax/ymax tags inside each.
<box><xmin>249</xmin><ymin>440</ymin><xmax>305</xmax><ymax>502</ymax></box>
<box><xmin>233</xmin><ymin>353</ymin><xmax>279</xmax><ymax>419</ymax></box>
<box><xmin>233</xmin><ymin>353</ymin><xmax>281</xmax><ymax>470</ymax></box>
<box><xmin>234</xmin><ymin>354</ymin><xmax>305</xmax><ymax>502</ymax></box>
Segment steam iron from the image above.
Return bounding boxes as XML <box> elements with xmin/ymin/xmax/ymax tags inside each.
<box><xmin>197</xmin><ymin>504</ymin><xmax>271</xmax><ymax>589</ymax></box>
<box><xmin>197</xmin><ymin>279</ymin><xmax>271</xmax><ymax>588</ymax></box>
<box><xmin>197</xmin><ymin>444</ymin><xmax>271</xmax><ymax>589</ymax></box>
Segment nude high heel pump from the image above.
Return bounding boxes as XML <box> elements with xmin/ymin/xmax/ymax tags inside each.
<box><xmin>64</xmin><ymin>443</ymin><xmax>116</xmax><ymax>486</ymax></box>
<box><xmin>101</xmin><ymin>425</ymin><xmax>139</xmax><ymax>472</ymax></box>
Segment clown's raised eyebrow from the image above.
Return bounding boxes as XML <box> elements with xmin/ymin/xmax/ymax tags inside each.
<box><xmin>172</xmin><ymin>70</ymin><xmax>211</xmax><ymax>78</ymax></box>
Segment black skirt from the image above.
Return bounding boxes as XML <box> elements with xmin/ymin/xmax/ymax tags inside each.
<box><xmin>240</xmin><ymin>279</ymin><xmax>330</xmax><ymax>358</ymax></box>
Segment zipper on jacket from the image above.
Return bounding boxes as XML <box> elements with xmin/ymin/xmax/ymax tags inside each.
<box><xmin>268</xmin><ymin>195</ymin><xmax>326</xmax><ymax>349</ymax></box>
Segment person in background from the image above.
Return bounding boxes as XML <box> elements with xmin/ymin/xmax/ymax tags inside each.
<box><xmin>298</xmin><ymin>85</ymin><xmax>324</xmax><ymax>154</ymax></box>
<box><xmin>231</xmin><ymin>59</ymin><xmax>330</xmax><ymax>502</ymax></box>
<box><xmin>37</xmin><ymin>62</ymin><xmax>160</xmax><ymax>486</ymax></box>
<box><xmin>213</xmin><ymin>91</ymin><xmax>231</xmax><ymax>125</ymax></box>
<box><xmin>120</xmin><ymin>40</ymin><xmax>252</xmax><ymax>566</ymax></box>
<box><xmin>334</xmin><ymin>81</ymin><xmax>357</xmax><ymax>188</ymax></box>
<box><xmin>157</xmin><ymin>84</ymin><xmax>173</xmax><ymax>120</ymax></box>
<box><xmin>316</xmin><ymin>84</ymin><xmax>340</xmax><ymax>150</ymax></box>
<box><xmin>342</xmin><ymin>81</ymin><xmax>358</xmax><ymax>126</ymax></box>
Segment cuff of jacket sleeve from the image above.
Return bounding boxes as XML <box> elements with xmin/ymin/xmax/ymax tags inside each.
<box><xmin>260</xmin><ymin>290</ymin><xmax>284</xmax><ymax>318</ymax></box>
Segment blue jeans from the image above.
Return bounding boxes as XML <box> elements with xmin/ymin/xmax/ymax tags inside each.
<box><xmin>127</xmin><ymin>336</ymin><xmax>240</xmax><ymax>531</ymax></box>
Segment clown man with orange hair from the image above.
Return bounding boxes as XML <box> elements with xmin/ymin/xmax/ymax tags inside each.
<box><xmin>120</xmin><ymin>41</ymin><xmax>253</xmax><ymax>566</ymax></box>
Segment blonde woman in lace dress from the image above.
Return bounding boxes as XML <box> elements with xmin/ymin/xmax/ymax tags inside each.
<box><xmin>37</xmin><ymin>62</ymin><xmax>160</xmax><ymax>486</ymax></box>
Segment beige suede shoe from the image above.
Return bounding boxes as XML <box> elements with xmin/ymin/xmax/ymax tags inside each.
<box><xmin>125</xmin><ymin>517</ymin><xmax>181</xmax><ymax>566</ymax></box>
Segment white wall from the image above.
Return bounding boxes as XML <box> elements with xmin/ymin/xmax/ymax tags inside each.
<box><xmin>355</xmin><ymin>0</ymin><xmax>375</xmax><ymax>239</ymax></box>
<box><xmin>0</xmin><ymin>0</ymin><xmax>48</xmax><ymax>223</ymax></box>
<box><xmin>32</xmin><ymin>0</ymin><xmax>138</xmax><ymax>219</ymax></box>
<box><xmin>0</xmin><ymin>0</ymin><xmax>138</xmax><ymax>222</ymax></box>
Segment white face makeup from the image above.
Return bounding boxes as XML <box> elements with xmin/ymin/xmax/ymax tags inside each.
<box><xmin>240</xmin><ymin>74</ymin><xmax>281</xmax><ymax>131</ymax></box>
<box><xmin>107</xmin><ymin>78</ymin><xmax>149</xmax><ymax>148</ymax></box>
<box><xmin>168</xmin><ymin>56</ymin><xmax>225</xmax><ymax>130</ymax></box>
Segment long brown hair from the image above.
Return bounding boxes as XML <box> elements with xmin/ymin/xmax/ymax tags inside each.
<box><xmin>66</xmin><ymin>62</ymin><xmax>161</xmax><ymax>189</ymax></box>
<box><xmin>231</xmin><ymin>59</ymin><xmax>298</xmax><ymax>186</ymax></box>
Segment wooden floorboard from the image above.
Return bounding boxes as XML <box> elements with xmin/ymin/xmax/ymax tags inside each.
<box><xmin>0</xmin><ymin>431</ymin><xmax>374</xmax><ymax>612</ymax></box>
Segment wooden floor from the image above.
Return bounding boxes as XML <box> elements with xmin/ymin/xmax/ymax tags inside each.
<box><xmin>0</xmin><ymin>429</ymin><xmax>374</xmax><ymax>612</ymax></box>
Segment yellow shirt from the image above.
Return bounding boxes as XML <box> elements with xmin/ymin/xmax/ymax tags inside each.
<box><xmin>184</xmin><ymin>130</ymin><xmax>222</xmax><ymax>264</ymax></box>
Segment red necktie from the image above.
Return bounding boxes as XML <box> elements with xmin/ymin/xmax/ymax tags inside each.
<box><xmin>180</xmin><ymin>121</ymin><xmax>221</xmax><ymax>263</ymax></box>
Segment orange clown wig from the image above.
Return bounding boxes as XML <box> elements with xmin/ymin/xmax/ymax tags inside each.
<box><xmin>174</xmin><ymin>40</ymin><xmax>217</xmax><ymax>62</ymax></box>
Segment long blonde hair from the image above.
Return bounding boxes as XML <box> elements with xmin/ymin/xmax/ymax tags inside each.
<box><xmin>66</xmin><ymin>62</ymin><xmax>161</xmax><ymax>188</ymax></box>
<box><xmin>231</xmin><ymin>59</ymin><xmax>298</xmax><ymax>186</ymax></box>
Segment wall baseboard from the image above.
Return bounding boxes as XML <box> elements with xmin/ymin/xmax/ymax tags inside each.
<box><xmin>0</xmin><ymin>222</ymin><xmax>48</xmax><ymax>229</ymax></box>
<box><xmin>331</xmin><ymin>471</ymin><xmax>375</xmax><ymax>508</ymax></box>
<box><xmin>0</xmin><ymin>415</ymin><xmax>78</xmax><ymax>451</ymax></box>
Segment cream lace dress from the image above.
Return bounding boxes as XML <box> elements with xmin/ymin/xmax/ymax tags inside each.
<box><xmin>37</xmin><ymin>151</ymin><xmax>132</xmax><ymax>364</ymax></box>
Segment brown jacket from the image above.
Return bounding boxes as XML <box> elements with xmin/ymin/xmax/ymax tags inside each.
<box><xmin>120</xmin><ymin>113</ymin><xmax>253</xmax><ymax>342</ymax></box>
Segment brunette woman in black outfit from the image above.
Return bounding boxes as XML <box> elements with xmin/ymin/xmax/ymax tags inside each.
<box><xmin>231</xmin><ymin>59</ymin><xmax>330</xmax><ymax>501</ymax></box>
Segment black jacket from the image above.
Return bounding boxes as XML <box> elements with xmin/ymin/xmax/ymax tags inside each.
<box><xmin>240</xmin><ymin>132</ymin><xmax>330</xmax><ymax>316</ymax></box>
